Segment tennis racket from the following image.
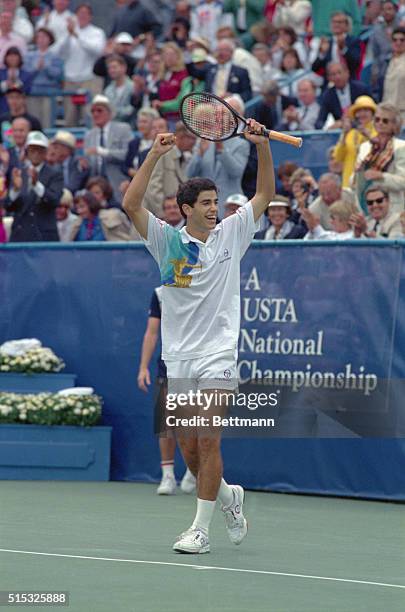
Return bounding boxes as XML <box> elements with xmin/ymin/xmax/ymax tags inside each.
<box><xmin>180</xmin><ymin>92</ymin><xmax>303</xmax><ymax>148</ymax></box>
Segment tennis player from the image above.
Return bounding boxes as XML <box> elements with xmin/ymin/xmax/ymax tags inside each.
<box><xmin>123</xmin><ymin>119</ymin><xmax>275</xmax><ymax>553</ymax></box>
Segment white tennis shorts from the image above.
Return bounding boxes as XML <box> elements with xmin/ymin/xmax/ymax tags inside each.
<box><xmin>166</xmin><ymin>349</ymin><xmax>238</xmax><ymax>395</ymax></box>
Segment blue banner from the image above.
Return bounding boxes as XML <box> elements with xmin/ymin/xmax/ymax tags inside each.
<box><xmin>1</xmin><ymin>242</ymin><xmax>404</xmax><ymax>499</ymax></box>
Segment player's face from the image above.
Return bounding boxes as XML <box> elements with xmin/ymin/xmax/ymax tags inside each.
<box><xmin>187</xmin><ymin>190</ymin><xmax>218</xmax><ymax>230</ymax></box>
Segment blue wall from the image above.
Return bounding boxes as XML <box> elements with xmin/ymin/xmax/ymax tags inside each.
<box><xmin>1</xmin><ymin>241</ymin><xmax>405</xmax><ymax>499</ymax></box>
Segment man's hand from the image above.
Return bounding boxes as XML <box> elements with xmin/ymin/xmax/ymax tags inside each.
<box><xmin>78</xmin><ymin>156</ymin><xmax>89</xmax><ymax>170</ymax></box>
<box><xmin>243</xmin><ymin>118</ymin><xmax>268</xmax><ymax>145</ymax></box>
<box><xmin>319</xmin><ymin>37</ymin><xmax>330</xmax><ymax>55</ymax></box>
<box><xmin>199</xmin><ymin>138</ymin><xmax>210</xmax><ymax>156</ymax></box>
<box><xmin>12</xmin><ymin>167</ymin><xmax>22</xmax><ymax>191</ymax></box>
<box><xmin>85</xmin><ymin>147</ymin><xmax>98</xmax><ymax>156</ymax></box>
<box><xmin>300</xmin><ymin>208</ymin><xmax>319</xmax><ymax>231</ymax></box>
<box><xmin>150</xmin><ymin>133</ymin><xmax>176</xmax><ymax>157</ymax></box>
<box><xmin>138</xmin><ymin>367</ymin><xmax>151</xmax><ymax>392</ymax></box>
<box><xmin>67</xmin><ymin>17</ymin><xmax>76</xmax><ymax>36</ymax></box>
<box><xmin>284</xmin><ymin>105</ymin><xmax>298</xmax><ymax>122</ymax></box>
<box><xmin>350</xmin><ymin>212</ymin><xmax>367</xmax><ymax>237</ymax></box>
<box><xmin>29</xmin><ymin>167</ymin><xmax>38</xmax><ymax>185</ymax></box>
<box><xmin>364</xmin><ymin>169</ymin><xmax>383</xmax><ymax>181</ymax></box>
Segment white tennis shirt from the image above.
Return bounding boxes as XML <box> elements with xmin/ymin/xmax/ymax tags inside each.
<box><xmin>143</xmin><ymin>202</ymin><xmax>258</xmax><ymax>362</ymax></box>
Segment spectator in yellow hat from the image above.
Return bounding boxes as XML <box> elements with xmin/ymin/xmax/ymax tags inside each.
<box><xmin>333</xmin><ymin>95</ymin><xmax>377</xmax><ymax>187</ymax></box>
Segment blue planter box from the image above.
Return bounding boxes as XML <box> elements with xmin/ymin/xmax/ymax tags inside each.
<box><xmin>0</xmin><ymin>373</ymin><xmax>77</xmax><ymax>393</ymax></box>
<box><xmin>0</xmin><ymin>424</ymin><xmax>111</xmax><ymax>481</ymax></box>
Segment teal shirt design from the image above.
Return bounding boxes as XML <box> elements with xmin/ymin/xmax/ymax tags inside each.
<box><xmin>160</xmin><ymin>225</ymin><xmax>201</xmax><ymax>288</ymax></box>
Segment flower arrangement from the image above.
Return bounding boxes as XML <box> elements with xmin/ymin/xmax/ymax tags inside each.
<box><xmin>0</xmin><ymin>392</ymin><xmax>102</xmax><ymax>426</ymax></box>
<box><xmin>0</xmin><ymin>340</ymin><xmax>65</xmax><ymax>374</ymax></box>
<box><xmin>0</xmin><ymin>348</ymin><xmax>65</xmax><ymax>374</ymax></box>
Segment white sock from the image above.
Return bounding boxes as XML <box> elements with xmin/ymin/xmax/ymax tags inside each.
<box><xmin>191</xmin><ymin>498</ymin><xmax>216</xmax><ymax>533</ymax></box>
<box><xmin>217</xmin><ymin>479</ymin><xmax>234</xmax><ymax>508</ymax></box>
<box><xmin>161</xmin><ymin>462</ymin><xmax>174</xmax><ymax>479</ymax></box>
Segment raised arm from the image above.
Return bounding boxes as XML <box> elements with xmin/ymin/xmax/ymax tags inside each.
<box><xmin>122</xmin><ymin>133</ymin><xmax>176</xmax><ymax>239</ymax></box>
<box><xmin>245</xmin><ymin>119</ymin><xmax>276</xmax><ymax>222</ymax></box>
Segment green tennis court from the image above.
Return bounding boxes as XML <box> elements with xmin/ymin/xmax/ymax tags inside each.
<box><xmin>1</xmin><ymin>481</ymin><xmax>404</xmax><ymax>612</ymax></box>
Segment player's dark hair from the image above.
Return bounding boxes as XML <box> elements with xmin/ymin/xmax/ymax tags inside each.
<box><xmin>176</xmin><ymin>178</ymin><xmax>217</xmax><ymax>219</ymax></box>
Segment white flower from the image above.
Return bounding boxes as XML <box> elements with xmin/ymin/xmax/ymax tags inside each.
<box><xmin>73</xmin><ymin>408</ymin><xmax>81</xmax><ymax>415</ymax></box>
<box><xmin>82</xmin><ymin>408</ymin><xmax>89</xmax><ymax>415</ymax></box>
<box><xmin>19</xmin><ymin>412</ymin><xmax>27</xmax><ymax>420</ymax></box>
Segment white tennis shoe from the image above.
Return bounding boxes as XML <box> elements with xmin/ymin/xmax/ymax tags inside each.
<box><xmin>157</xmin><ymin>474</ymin><xmax>177</xmax><ymax>495</ymax></box>
<box><xmin>173</xmin><ymin>527</ymin><xmax>210</xmax><ymax>554</ymax></box>
<box><xmin>180</xmin><ymin>469</ymin><xmax>197</xmax><ymax>494</ymax></box>
<box><xmin>221</xmin><ymin>485</ymin><xmax>248</xmax><ymax>545</ymax></box>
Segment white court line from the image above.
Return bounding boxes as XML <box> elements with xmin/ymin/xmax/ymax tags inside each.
<box><xmin>0</xmin><ymin>548</ymin><xmax>404</xmax><ymax>591</ymax></box>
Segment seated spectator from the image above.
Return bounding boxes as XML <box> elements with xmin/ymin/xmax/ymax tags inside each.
<box><xmin>255</xmin><ymin>196</ymin><xmax>307</xmax><ymax>240</ymax></box>
<box><xmin>0</xmin><ymin>47</ymin><xmax>33</xmax><ymax>115</ymax></box>
<box><xmin>93</xmin><ymin>33</ymin><xmax>137</xmax><ymax>89</ymax></box>
<box><xmin>132</xmin><ymin>51</ymin><xmax>162</xmax><ymax>110</ymax></box>
<box><xmin>279</xmin><ymin>49</ymin><xmax>322</xmax><ymax>97</ymax></box>
<box><xmin>37</xmin><ymin>0</ymin><xmax>73</xmax><ymax>42</ymax></box>
<box><xmin>86</xmin><ymin>176</ymin><xmax>115</xmax><ymax>209</ymax></box>
<box><xmin>52</xmin><ymin>130</ymin><xmax>89</xmax><ymax>194</ymax></box>
<box><xmin>84</xmin><ymin>94</ymin><xmax>132</xmax><ymax>205</ymax></box>
<box><xmin>104</xmin><ymin>55</ymin><xmax>135</xmax><ymax>126</ymax></box>
<box><xmin>143</xmin><ymin>121</ymin><xmax>196</xmax><ymax>217</ymax></box>
<box><xmin>271</xmin><ymin>26</ymin><xmax>309</xmax><ymax>70</ymax></box>
<box><xmin>223</xmin><ymin>0</ymin><xmax>266</xmax><ymax>38</ymax></box>
<box><xmin>382</xmin><ymin>27</ymin><xmax>405</xmax><ymax>121</ymax></box>
<box><xmin>315</xmin><ymin>62</ymin><xmax>371</xmax><ymax>129</ymax></box>
<box><xmin>5</xmin><ymin>130</ymin><xmax>63</xmax><ymax>242</ymax></box>
<box><xmin>52</xmin><ymin>3</ymin><xmax>106</xmax><ymax>127</ymax></box>
<box><xmin>311</xmin><ymin>10</ymin><xmax>362</xmax><ymax>79</ymax></box>
<box><xmin>369</xmin><ymin>1</ymin><xmax>400</xmax><ymax>99</ymax></box>
<box><xmin>333</xmin><ymin>96</ymin><xmax>377</xmax><ymax>187</ymax></box>
<box><xmin>203</xmin><ymin>38</ymin><xmax>252</xmax><ymax>102</ymax></box>
<box><xmin>151</xmin><ymin>42</ymin><xmax>188</xmax><ymax>127</ymax></box>
<box><xmin>250</xmin><ymin>80</ymin><xmax>297</xmax><ymax>131</ymax></box>
<box><xmin>162</xmin><ymin>194</ymin><xmax>185</xmax><ymax>229</ymax></box>
<box><xmin>109</xmin><ymin>0</ymin><xmax>161</xmax><ymax>39</ymax></box>
<box><xmin>167</xmin><ymin>17</ymin><xmax>190</xmax><ymax>50</ymax></box>
<box><xmin>353</xmin><ymin>102</ymin><xmax>405</xmax><ymax>213</ymax></box>
<box><xmin>276</xmin><ymin>160</ymin><xmax>298</xmax><ymax>198</ymax></box>
<box><xmin>289</xmin><ymin>167</ymin><xmax>318</xmax><ymax>221</ymax></box>
<box><xmin>213</xmin><ymin>28</ymin><xmax>264</xmax><ymax>95</ymax></box>
<box><xmin>0</xmin><ymin>11</ymin><xmax>27</xmax><ymax>67</ymax></box>
<box><xmin>71</xmin><ymin>189</ymin><xmax>134</xmax><ymax>241</ymax></box>
<box><xmin>122</xmin><ymin>107</ymin><xmax>159</xmax><ymax>178</ymax></box>
<box><xmin>24</xmin><ymin>28</ymin><xmax>64</xmax><ymax>129</ymax></box>
<box><xmin>280</xmin><ymin>79</ymin><xmax>320</xmax><ymax>131</ymax></box>
<box><xmin>9</xmin><ymin>117</ymin><xmax>31</xmax><ymax>168</ymax></box>
<box><xmin>224</xmin><ymin>193</ymin><xmax>248</xmax><ymax>218</ymax></box>
<box><xmin>351</xmin><ymin>184</ymin><xmax>402</xmax><ymax>238</ymax></box>
<box><xmin>309</xmin><ymin>172</ymin><xmax>359</xmax><ymax>230</ymax></box>
<box><xmin>56</xmin><ymin>188</ymin><xmax>78</xmax><ymax>241</ymax></box>
<box><xmin>4</xmin><ymin>0</ymin><xmax>33</xmax><ymax>44</ymax></box>
<box><xmin>303</xmin><ymin>199</ymin><xmax>357</xmax><ymax>240</ymax></box>
<box><xmin>251</xmin><ymin>43</ymin><xmax>282</xmax><ymax>83</ymax></box>
<box><xmin>0</xmin><ymin>86</ymin><xmax>41</xmax><ymax>144</ymax></box>
<box><xmin>188</xmin><ymin>95</ymin><xmax>250</xmax><ymax>218</ymax></box>
<box><xmin>271</xmin><ymin>0</ymin><xmax>312</xmax><ymax>39</ymax></box>
<box><xmin>190</xmin><ymin>0</ymin><xmax>225</xmax><ymax>50</ymax></box>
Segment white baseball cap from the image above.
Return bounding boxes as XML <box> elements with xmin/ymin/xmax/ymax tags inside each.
<box><xmin>115</xmin><ymin>32</ymin><xmax>134</xmax><ymax>45</ymax></box>
<box><xmin>91</xmin><ymin>94</ymin><xmax>113</xmax><ymax>111</ymax></box>
<box><xmin>52</xmin><ymin>130</ymin><xmax>76</xmax><ymax>149</ymax></box>
<box><xmin>26</xmin><ymin>131</ymin><xmax>49</xmax><ymax>148</ymax></box>
<box><xmin>225</xmin><ymin>193</ymin><xmax>248</xmax><ymax>207</ymax></box>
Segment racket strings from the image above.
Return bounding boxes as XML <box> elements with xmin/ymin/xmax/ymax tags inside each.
<box><xmin>181</xmin><ymin>93</ymin><xmax>238</xmax><ymax>141</ymax></box>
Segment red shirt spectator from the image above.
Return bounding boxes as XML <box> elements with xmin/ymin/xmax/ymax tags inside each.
<box><xmin>152</xmin><ymin>42</ymin><xmax>188</xmax><ymax>125</ymax></box>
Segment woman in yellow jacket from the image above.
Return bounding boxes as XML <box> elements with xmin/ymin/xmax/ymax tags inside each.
<box><xmin>333</xmin><ymin>96</ymin><xmax>377</xmax><ymax>187</ymax></box>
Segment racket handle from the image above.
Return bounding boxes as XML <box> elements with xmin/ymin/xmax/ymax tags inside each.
<box><xmin>263</xmin><ymin>129</ymin><xmax>303</xmax><ymax>148</ymax></box>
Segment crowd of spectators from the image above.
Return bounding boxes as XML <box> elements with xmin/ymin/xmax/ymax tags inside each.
<box><xmin>1</xmin><ymin>0</ymin><xmax>405</xmax><ymax>243</ymax></box>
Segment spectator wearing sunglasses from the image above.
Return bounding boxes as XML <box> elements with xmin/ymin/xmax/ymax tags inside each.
<box><xmin>352</xmin><ymin>102</ymin><xmax>405</xmax><ymax>213</ymax></box>
<box><xmin>383</xmin><ymin>28</ymin><xmax>405</xmax><ymax>121</ymax></box>
<box><xmin>350</xmin><ymin>185</ymin><xmax>402</xmax><ymax>239</ymax></box>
